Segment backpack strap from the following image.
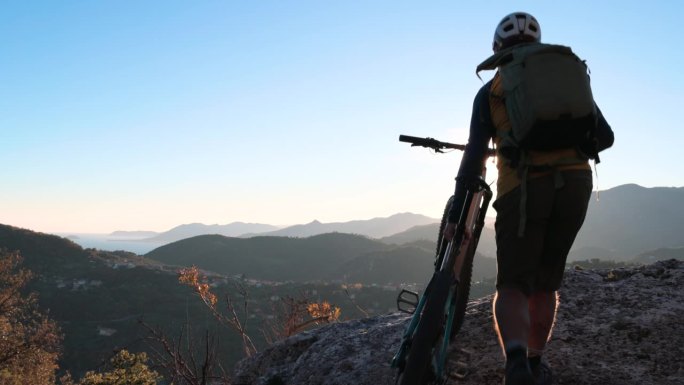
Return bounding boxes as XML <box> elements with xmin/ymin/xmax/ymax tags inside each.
<box><xmin>517</xmin><ymin>157</ymin><xmax>530</xmax><ymax>238</ymax></box>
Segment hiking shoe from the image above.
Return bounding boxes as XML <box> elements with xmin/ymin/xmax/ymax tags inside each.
<box><xmin>503</xmin><ymin>356</ymin><xmax>535</xmax><ymax>385</ymax></box>
<box><xmin>530</xmin><ymin>359</ymin><xmax>552</xmax><ymax>385</ymax></box>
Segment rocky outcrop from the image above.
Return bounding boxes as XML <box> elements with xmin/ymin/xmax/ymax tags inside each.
<box><xmin>233</xmin><ymin>260</ymin><xmax>683</xmax><ymax>385</ymax></box>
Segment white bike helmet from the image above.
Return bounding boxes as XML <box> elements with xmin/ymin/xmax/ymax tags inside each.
<box><xmin>493</xmin><ymin>12</ymin><xmax>541</xmax><ymax>52</ymax></box>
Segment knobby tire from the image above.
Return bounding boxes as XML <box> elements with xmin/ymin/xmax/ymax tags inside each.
<box><xmin>436</xmin><ymin>196</ymin><xmax>474</xmax><ymax>341</ymax></box>
<box><xmin>449</xmin><ymin>242</ymin><xmax>475</xmax><ymax>340</ymax></box>
<box><xmin>399</xmin><ymin>196</ymin><xmax>476</xmax><ymax>385</ymax></box>
<box><xmin>398</xmin><ymin>268</ymin><xmax>452</xmax><ymax>385</ymax></box>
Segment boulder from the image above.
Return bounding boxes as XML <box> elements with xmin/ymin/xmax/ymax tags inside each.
<box><xmin>234</xmin><ymin>260</ymin><xmax>683</xmax><ymax>385</ymax></box>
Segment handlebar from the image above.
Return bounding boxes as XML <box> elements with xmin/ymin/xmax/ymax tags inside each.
<box><xmin>399</xmin><ymin>135</ymin><xmax>496</xmax><ymax>157</ymax></box>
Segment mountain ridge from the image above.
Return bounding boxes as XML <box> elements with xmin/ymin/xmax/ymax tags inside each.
<box><xmin>142</xmin><ymin>222</ymin><xmax>281</xmax><ymax>242</ymax></box>
<box><xmin>239</xmin><ymin>212</ymin><xmax>439</xmax><ymax>238</ymax></box>
<box><xmin>97</xmin><ymin>183</ymin><xmax>682</xmax><ymax>256</ymax></box>
<box><xmin>125</xmin><ymin>213</ymin><xmax>439</xmax><ymax>244</ymax></box>
<box><xmin>576</xmin><ymin>183</ymin><xmax>684</xmax><ymax>257</ymax></box>
<box><xmin>379</xmin><ymin>184</ymin><xmax>684</xmax><ymax>261</ymax></box>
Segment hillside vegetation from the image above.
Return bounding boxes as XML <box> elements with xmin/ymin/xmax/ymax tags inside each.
<box><xmin>144</xmin><ymin>232</ymin><xmax>500</xmax><ymax>286</ymax></box>
<box><xmin>0</xmin><ymin>224</ymin><xmax>239</xmax><ymax>377</ymax></box>
<box><xmin>1</xmin><ymin>183</ymin><xmax>681</xmax><ymax>381</ymax></box>
<box><xmin>0</xmin><ymin>225</ymin><xmax>413</xmax><ymax>379</ymax></box>
<box><xmin>145</xmin><ymin>233</ymin><xmax>391</xmax><ymax>282</ymax></box>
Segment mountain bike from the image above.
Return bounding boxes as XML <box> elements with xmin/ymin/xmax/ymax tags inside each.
<box><xmin>391</xmin><ymin>135</ymin><xmax>494</xmax><ymax>385</ymax></box>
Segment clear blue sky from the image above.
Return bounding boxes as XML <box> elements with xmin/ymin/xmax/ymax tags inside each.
<box><xmin>1</xmin><ymin>1</ymin><xmax>681</xmax><ymax>233</ymax></box>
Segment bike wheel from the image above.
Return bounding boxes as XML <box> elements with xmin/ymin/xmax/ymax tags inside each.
<box><xmin>436</xmin><ymin>196</ymin><xmax>474</xmax><ymax>341</ymax></box>
<box><xmin>398</xmin><ymin>269</ymin><xmax>452</xmax><ymax>385</ymax></box>
<box><xmin>434</xmin><ymin>196</ymin><xmax>453</xmax><ymax>264</ymax></box>
<box><xmin>449</xmin><ymin>241</ymin><xmax>475</xmax><ymax>341</ymax></box>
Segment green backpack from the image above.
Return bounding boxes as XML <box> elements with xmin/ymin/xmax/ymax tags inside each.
<box><xmin>476</xmin><ymin>43</ymin><xmax>598</xmax><ymax>163</ymax></box>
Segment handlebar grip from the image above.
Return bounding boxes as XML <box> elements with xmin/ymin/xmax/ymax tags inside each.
<box><xmin>399</xmin><ymin>135</ymin><xmax>464</xmax><ymax>151</ymax></box>
<box><xmin>398</xmin><ymin>135</ymin><xmax>441</xmax><ymax>148</ymax></box>
<box><xmin>399</xmin><ymin>135</ymin><xmax>425</xmax><ymax>144</ymax></box>
<box><xmin>400</xmin><ymin>134</ymin><xmax>495</xmax><ymax>156</ymax></box>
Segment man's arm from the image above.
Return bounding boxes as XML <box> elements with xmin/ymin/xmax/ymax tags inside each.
<box><xmin>446</xmin><ymin>84</ymin><xmax>494</xmax><ymax>226</ymax></box>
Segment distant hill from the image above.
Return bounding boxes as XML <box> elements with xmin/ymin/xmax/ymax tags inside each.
<box><xmin>575</xmin><ymin>184</ymin><xmax>684</xmax><ymax>259</ymax></box>
<box><xmin>337</xmin><ymin>246</ymin><xmax>497</xmax><ymax>287</ymax></box>
<box><xmin>109</xmin><ymin>183</ymin><xmax>682</xmax><ymax>259</ymax></box>
<box><xmin>244</xmin><ymin>213</ymin><xmax>439</xmax><ymax>239</ymax></box>
<box><xmin>380</xmin><ymin>223</ymin><xmax>498</xmax><ymax>259</ymax></box>
<box><xmin>144</xmin><ymin>222</ymin><xmax>281</xmax><ymax>242</ymax></box>
<box><xmin>567</xmin><ymin>246</ymin><xmax>620</xmax><ymax>262</ymax></box>
<box><xmin>379</xmin><ymin>184</ymin><xmax>684</xmax><ymax>262</ymax></box>
<box><xmin>380</xmin><ymin>223</ymin><xmax>437</xmax><ymax>245</ymax></box>
<box><xmin>139</xmin><ymin>214</ymin><xmax>439</xmax><ymax>244</ymax></box>
<box><xmin>0</xmin><ymin>225</ymin><xmax>91</xmax><ymax>272</ymax></box>
<box><xmin>145</xmin><ymin>233</ymin><xmax>392</xmax><ymax>281</ymax></box>
<box><xmin>145</xmin><ymin>232</ymin><xmax>499</xmax><ymax>286</ymax></box>
<box><xmin>634</xmin><ymin>247</ymin><xmax>684</xmax><ymax>263</ymax></box>
<box><xmin>335</xmin><ymin>245</ymin><xmax>434</xmax><ymax>285</ymax></box>
<box><xmin>0</xmin><ymin>224</ymin><xmax>233</xmax><ymax>378</ymax></box>
<box><xmin>0</xmin><ymin>224</ymin><xmax>414</xmax><ymax>378</ymax></box>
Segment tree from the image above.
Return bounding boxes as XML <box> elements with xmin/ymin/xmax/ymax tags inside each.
<box><xmin>0</xmin><ymin>250</ymin><xmax>61</xmax><ymax>385</ymax></box>
<box><xmin>140</xmin><ymin>322</ymin><xmax>230</xmax><ymax>385</ymax></box>
<box><xmin>178</xmin><ymin>266</ymin><xmax>341</xmax><ymax>347</ymax></box>
<box><xmin>143</xmin><ymin>266</ymin><xmax>342</xmax><ymax>384</ymax></box>
<box><xmin>76</xmin><ymin>350</ymin><xmax>161</xmax><ymax>385</ymax></box>
<box><xmin>178</xmin><ymin>267</ymin><xmax>257</xmax><ymax>357</ymax></box>
<box><xmin>265</xmin><ymin>296</ymin><xmax>342</xmax><ymax>342</ymax></box>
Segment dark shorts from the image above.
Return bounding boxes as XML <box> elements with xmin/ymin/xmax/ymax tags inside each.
<box><xmin>493</xmin><ymin>170</ymin><xmax>593</xmax><ymax>295</ymax></box>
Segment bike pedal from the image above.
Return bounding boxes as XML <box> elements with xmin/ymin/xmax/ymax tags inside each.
<box><xmin>396</xmin><ymin>289</ymin><xmax>419</xmax><ymax>314</ymax></box>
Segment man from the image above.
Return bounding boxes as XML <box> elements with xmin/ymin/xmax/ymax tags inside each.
<box><xmin>444</xmin><ymin>12</ymin><xmax>614</xmax><ymax>385</ymax></box>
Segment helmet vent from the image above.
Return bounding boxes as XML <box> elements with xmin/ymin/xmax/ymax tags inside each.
<box><xmin>492</xmin><ymin>12</ymin><xmax>541</xmax><ymax>52</ymax></box>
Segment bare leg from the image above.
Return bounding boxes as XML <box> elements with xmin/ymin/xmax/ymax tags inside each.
<box><xmin>527</xmin><ymin>291</ymin><xmax>558</xmax><ymax>355</ymax></box>
<box><xmin>493</xmin><ymin>288</ymin><xmax>530</xmax><ymax>355</ymax></box>
<box><xmin>494</xmin><ymin>288</ymin><xmax>536</xmax><ymax>384</ymax></box>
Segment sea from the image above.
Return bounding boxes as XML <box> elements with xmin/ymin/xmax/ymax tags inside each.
<box><xmin>55</xmin><ymin>233</ymin><xmax>165</xmax><ymax>255</ymax></box>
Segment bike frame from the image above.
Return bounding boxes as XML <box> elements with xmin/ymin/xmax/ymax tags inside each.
<box><xmin>434</xmin><ymin>179</ymin><xmax>492</xmax><ymax>379</ymax></box>
<box><xmin>392</xmin><ymin>182</ymin><xmax>492</xmax><ymax>379</ymax></box>
<box><xmin>392</xmin><ymin>135</ymin><xmax>494</xmax><ymax>384</ymax></box>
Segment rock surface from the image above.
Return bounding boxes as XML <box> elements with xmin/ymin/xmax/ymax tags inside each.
<box><xmin>233</xmin><ymin>260</ymin><xmax>683</xmax><ymax>385</ymax></box>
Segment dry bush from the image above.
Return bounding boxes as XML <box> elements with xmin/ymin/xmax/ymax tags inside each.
<box><xmin>0</xmin><ymin>250</ymin><xmax>62</xmax><ymax>385</ymax></box>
